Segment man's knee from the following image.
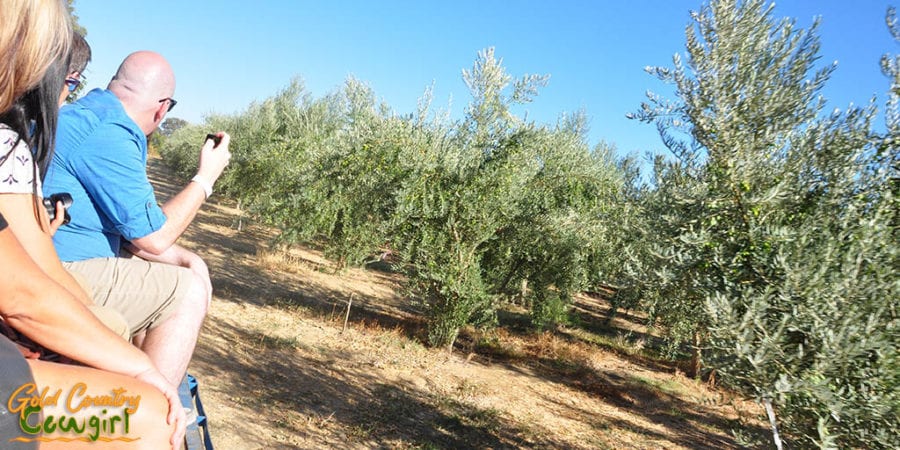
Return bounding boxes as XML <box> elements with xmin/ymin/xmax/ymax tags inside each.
<box><xmin>182</xmin><ymin>266</ymin><xmax>212</xmax><ymax>315</ymax></box>
<box><xmin>146</xmin><ymin>263</ymin><xmax>206</xmax><ymax>330</ymax></box>
<box><xmin>182</xmin><ymin>250</ymin><xmax>213</xmax><ymax>306</ymax></box>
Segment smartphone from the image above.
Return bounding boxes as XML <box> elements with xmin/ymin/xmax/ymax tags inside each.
<box><xmin>206</xmin><ymin>133</ymin><xmax>222</xmax><ymax>147</ymax></box>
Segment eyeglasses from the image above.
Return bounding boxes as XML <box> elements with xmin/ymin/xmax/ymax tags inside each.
<box><xmin>159</xmin><ymin>97</ymin><xmax>177</xmax><ymax>112</ymax></box>
<box><xmin>64</xmin><ymin>78</ymin><xmax>81</xmax><ymax>92</ymax></box>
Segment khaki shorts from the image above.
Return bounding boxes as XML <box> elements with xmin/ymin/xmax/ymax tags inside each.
<box><xmin>85</xmin><ymin>305</ymin><xmax>130</xmax><ymax>340</ymax></box>
<box><xmin>67</xmin><ymin>270</ymin><xmax>131</xmax><ymax>340</ymax></box>
<box><xmin>63</xmin><ymin>257</ymin><xmax>190</xmax><ymax>335</ymax></box>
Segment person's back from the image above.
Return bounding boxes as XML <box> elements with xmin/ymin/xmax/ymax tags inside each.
<box><xmin>46</xmin><ymin>88</ymin><xmax>161</xmax><ymax>262</ymax></box>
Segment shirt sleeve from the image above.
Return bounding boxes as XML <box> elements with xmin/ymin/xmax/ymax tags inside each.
<box><xmin>0</xmin><ymin>128</ymin><xmax>40</xmax><ymax>195</ymax></box>
<box><xmin>65</xmin><ymin>123</ymin><xmax>167</xmax><ymax>240</ymax></box>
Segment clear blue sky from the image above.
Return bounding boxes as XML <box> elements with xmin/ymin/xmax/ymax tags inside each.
<box><xmin>71</xmin><ymin>0</ymin><xmax>897</xmax><ymax>160</ymax></box>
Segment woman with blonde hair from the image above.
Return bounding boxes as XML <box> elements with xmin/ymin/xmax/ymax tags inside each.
<box><xmin>1</xmin><ymin>0</ymin><xmax>97</xmax><ymax>310</ymax></box>
<box><xmin>0</xmin><ymin>1</ymin><xmax>185</xmax><ymax>448</ymax></box>
<box><xmin>0</xmin><ymin>0</ymin><xmax>71</xmax><ymax>113</ymax></box>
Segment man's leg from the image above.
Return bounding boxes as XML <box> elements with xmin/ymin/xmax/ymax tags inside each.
<box><xmin>63</xmin><ymin>257</ymin><xmax>208</xmax><ymax>386</ymax></box>
<box><xmin>117</xmin><ymin>244</ymin><xmax>214</xmax><ymax>386</ymax></box>
<box><xmin>66</xmin><ymin>270</ymin><xmax>131</xmax><ymax>340</ymax></box>
<box><xmin>139</xmin><ymin>264</ymin><xmax>209</xmax><ymax>386</ymax></box>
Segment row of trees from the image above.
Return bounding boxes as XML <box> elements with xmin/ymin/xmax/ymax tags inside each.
<box><xmin>162</xmin><ymin>49</ymin><xmax>630</xmax><ymax>348</ymax></box>
<box><xmin>159</xmin><ymin>1</ymin><xmax>897</xmax><ymax>447</ymax></box>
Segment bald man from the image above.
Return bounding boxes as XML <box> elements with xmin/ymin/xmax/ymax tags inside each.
<box><xmin>43</xmin><ymin>51</ymin><xmax>231</xmax><ymax>388</ymax></box>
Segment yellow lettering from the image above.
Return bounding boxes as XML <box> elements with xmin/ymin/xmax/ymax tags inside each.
<box><xmin>125</xmin><ymin>395</ymin><xmax>141</xmax><ymax>415</ymax></box>
<box><xmin>7</xmin><ymin>384</ymin><xmax>61</xmax><ymax>417</ymax></box>
<box><xmin>43</xmin><ymin>386</ymin><xmax>61</xmax><ymax>407</ymax></box>
<box><xmin>7</xmin><ymin>383</ymin><xmax>36</xmax><ymax>415</ymax></box>
<box><xmin>65</xmin><ymin>382</ymin><xmax>88</xmax><ymax>414</ymax></box>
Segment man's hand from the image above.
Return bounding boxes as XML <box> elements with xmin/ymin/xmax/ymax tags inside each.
<box><xmin>129</xmin><ymin>131</ymin><xmax>231</xmax><ymax>255</ymax></box>
<box><xmin>123</xmin><ymin>243</ymin><xmax>213</xmax><ymax>305</ymax></box>
<box><xmin>194</xmin><ymin>131</ymin><xmax>231</xmax><ymax>190</ymax></box>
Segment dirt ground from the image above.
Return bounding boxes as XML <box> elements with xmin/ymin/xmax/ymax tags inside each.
<box><xmin>148</xmin><ymin>158</ymin><xmax>766</xmax><ymax>450</ymax></box>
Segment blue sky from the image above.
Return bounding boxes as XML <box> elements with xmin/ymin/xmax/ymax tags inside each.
<box><xmin>71</xmin><ymin>1</ymin><xmax>897</xmax><ymax>160</ymax></box>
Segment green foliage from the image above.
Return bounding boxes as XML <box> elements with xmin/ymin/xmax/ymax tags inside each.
<box><xmin>161</xmin><ymin>50</ymin><xmax>628</xmax><ymax>349</ymax></box>
<box><xmin>884</xmin><ymin>7</ymin><xmax>900</xmax><ymax>141</ymax></box>
<box><xmin>631</xmin><ymin>0</ymin><xmax>899</xmax><ymax>447</ymax></box>
<box><xmin>157</xmin><ymin>3</ymin><xmax>898</xmax><ymax>445</ymax></box>
<box><xmin>390</xmin><ymin>129</ymin><xmax>498</xmax><ymax>347</ymax></box>
<box><xmin>67</xmin><ymin>0</ymin><xmax>87</xmax><ymax>35</ymax></box>
<box><xmin>160</xmin><ymin>117</ymin><xmax>189</xmax><ymax>137</ymax></box>
<box><xmin>392</xmin><ymin>50</ymin><xmax>625</xmax><ymax>346</ymax></box>
<box><xmin>390</xmin><ymin>49</ymin><xmax>549</xmax><ymax>346</ymax></box>
<box><xmin>163</xmin><ymin>78</ymin><xmax>405</xmax><ymax>266</ymax></box>
<box><xmin>157</xmin><ymin>120</ymin><xmax>207</xmax><ymax>180</ymax></box>
<box><xmin>632</xmin><ymin>0</ymin><xmax>832</xmax><ymax>358</ymax></box>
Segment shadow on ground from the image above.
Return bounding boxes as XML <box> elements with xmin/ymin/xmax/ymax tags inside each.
<box><xmin>191</xmin><ymin>315</ymin><xmax>586</xmax><ymax>449</ymax></box>
<box><xmin>149</xmin><ymin>158</ymin><xmax>424</xmax><ymax>332</ymax></box>
<box><xmin>149</xmin><ymin>157</ymin><xmax>765</xmax><ymax>449</ymax></box>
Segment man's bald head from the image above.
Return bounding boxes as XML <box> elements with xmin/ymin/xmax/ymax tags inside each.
<box><xmin>108</xmin><ymin>51</ymin><xmax>176</xmax><ymax>134</ymax></box>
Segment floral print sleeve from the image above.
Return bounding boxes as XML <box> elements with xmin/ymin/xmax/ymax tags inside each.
<box><xmin>0</xmin><ymin>125</ymin><xmax>40</xmax><ymax>194</ymax></box>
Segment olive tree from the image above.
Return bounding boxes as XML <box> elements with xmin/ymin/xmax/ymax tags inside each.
<box><xmin>632</xmin><ymin>0</ymin><xmax>898</xmax><ymax>447</ymax></box>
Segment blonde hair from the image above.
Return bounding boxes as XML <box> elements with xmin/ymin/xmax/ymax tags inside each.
<box><xmin>0</xmin><ymin>0</ymin><xmax>72</xmax><ymax>113</ymax></box>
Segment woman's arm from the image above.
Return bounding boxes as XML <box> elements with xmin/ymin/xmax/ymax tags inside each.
<box><xmin>0</xmin><ymin>223</ymin><xmax>185</xmax><ymax>434</ymax></box>
<box><xmin>0</xmin><ymin>193</ymin><xmax>92</xmax><ymax>304</ymax></box>
<box><xmin>0</xmin><ymin>222</ymin><xmax>147</xmax><ymax>373</ymax></box>
<box><xmin>28</xmin><ymin>359</ymin><xmax>185</xmax><ymax>449</ymax></box>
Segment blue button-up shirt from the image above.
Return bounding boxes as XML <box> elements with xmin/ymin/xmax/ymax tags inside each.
<box><xmin>43</xmin><ymin>88</ymin><xmax>167</xmax><ymax>261</ymax></box>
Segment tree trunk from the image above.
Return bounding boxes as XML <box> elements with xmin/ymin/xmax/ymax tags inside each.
<box><xmin>690</xmin><ymin>328</ymin><xmax>703</xmax><ymax>379</ymax></box>
<box><xmin>236</xmin><ymin>199</ymin><xmax>244</xmax><ymax>232</ymax></box>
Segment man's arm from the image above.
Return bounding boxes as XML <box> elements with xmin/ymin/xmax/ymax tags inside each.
<box><xmin>128</xmin><ymin>179</ymin><xmax>206</xmax><ymax>254</ymax></box>
<box><xmin>130</xmin><ymin>132</ymin><xmax>231</xmax><ymax>255</ymax></box>
<box><xmin>124</xmin><ymin>242</ymin><xmax>212</xmax><ymax>303</ymax></box>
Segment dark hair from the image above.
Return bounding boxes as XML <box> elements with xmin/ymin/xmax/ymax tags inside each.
<box><xmin>0</xmin><ymin>55</ymin><xmax>69</xmax><ymax>181</ymax></box>
<box><xmin>69</xmin><ymin>32</ymin><xmax>91</xmax><ymax>75</ymax></box>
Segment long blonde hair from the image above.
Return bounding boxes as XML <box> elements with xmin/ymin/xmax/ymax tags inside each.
<box><xmin>0</xmin><ymin>0</ymin><xmax>72</xmax><ymax>114</ymax></box>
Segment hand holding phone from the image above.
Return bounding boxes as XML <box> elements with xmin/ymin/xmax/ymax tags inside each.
<box><xmin>206</xmin><ymin>133</ymin><xmax>222</xmax><ymax>148</ymax></box>
<box><xmin>196</xmin><ymin>132</ymin><xmax>232</xmax><ymax>187</ymax></box>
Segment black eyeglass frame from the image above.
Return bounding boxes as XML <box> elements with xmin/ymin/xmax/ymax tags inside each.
<box><xmin>159</xmin><ymin>97</ymin><xmax>177</xmax><ymax>112</ymax></box>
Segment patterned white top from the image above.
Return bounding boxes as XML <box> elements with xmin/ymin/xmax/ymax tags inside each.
<box><xmin>0</xmin><ymin>124</ymin><xmax>40</xmax><ymax>194</ymax></box>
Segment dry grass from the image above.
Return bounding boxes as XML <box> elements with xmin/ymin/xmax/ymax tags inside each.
<box><xmin>257</xmin><ymin>247</ymin><xmax>334</xmax><ymax>274</ymax></box>
<box><xmin>146</xmin><ymin>157</ymin><xmax>768</xmax><ymax>449</ymax></box>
